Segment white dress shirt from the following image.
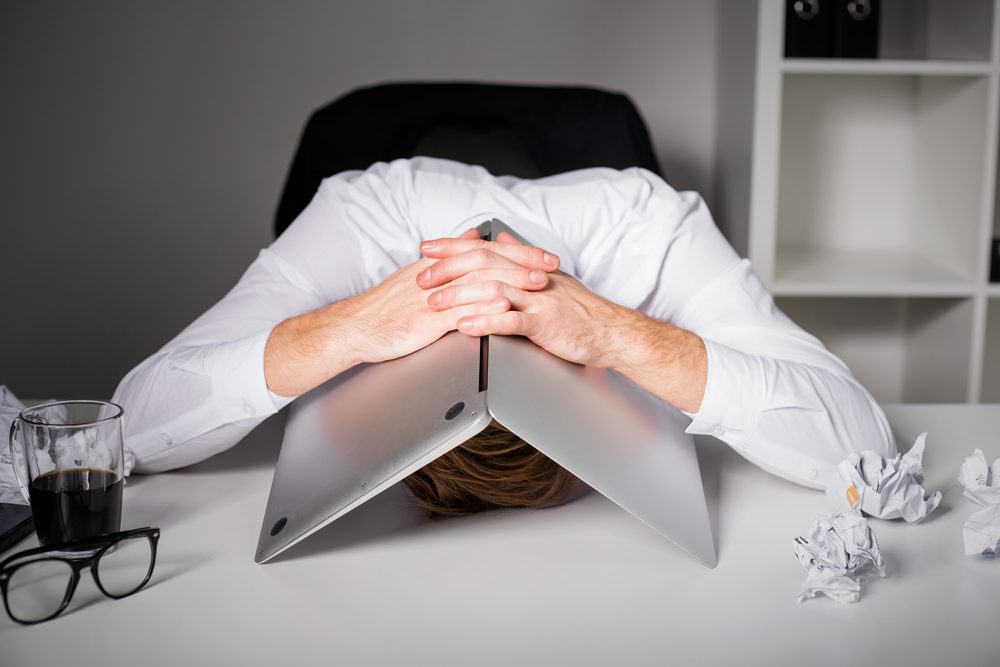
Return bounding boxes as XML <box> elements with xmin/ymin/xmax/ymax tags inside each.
<box><xmin>112</xmin><ymin>157</ymin><xmax>896</xmax><ymax>488</ymax></box>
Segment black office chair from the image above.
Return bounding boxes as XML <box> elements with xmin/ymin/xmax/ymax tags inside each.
<box><xmin>274</xmin><ymin>82</ymin><xmax>663</xmax><ymax>237</ymax></box>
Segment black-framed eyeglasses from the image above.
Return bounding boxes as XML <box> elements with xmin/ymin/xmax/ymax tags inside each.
<box><xmin>0</xmin><ymin>527</ymin><xmax>160</xmax><ymax>625</ymax></box>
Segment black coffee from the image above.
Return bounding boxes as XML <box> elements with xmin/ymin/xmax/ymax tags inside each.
<box><xmin>28</xmin><ymin>468</ymin><xmax>123</xmax><ymax>545</ymax></box>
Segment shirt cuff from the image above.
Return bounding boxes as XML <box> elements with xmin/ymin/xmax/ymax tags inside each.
<box><xmin>683</xmin><ymin>338</ymin><xmax>765</xmax><ymax>448</ymax></box>
<box><xmin>202</xmin><ymin>328</ymin><xmax>284</xmax><ymax>422</ymax></box>
<box><xmin>269</xmin><ymin>389</ymin><xmax>297</xmax><ymax>411</ymax></box>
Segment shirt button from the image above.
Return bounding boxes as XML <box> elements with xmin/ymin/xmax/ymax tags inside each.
<box><xmin>710</xmin><ymin>427</ymin><xmax>726</xmax><ymax>438</ymax></box>
<box><xmin>799</xmin><ymin>465</ymin><xmax>818</xmax><ymax>479</ymax></box>
<box><xmin>242</xmin><ymin>400</ymin><xmax>255</xmax><ymax>417</ymax></box>
<box><xmin>159</xmin><ymin>432</ymin><xmax>173</xmax><ymax>446</ymax></box>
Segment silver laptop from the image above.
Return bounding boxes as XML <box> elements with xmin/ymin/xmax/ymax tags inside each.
<box><xmin>255</xmin><ymin>219</ymin><xmax>716</xmax><ymax>567</ymax></box>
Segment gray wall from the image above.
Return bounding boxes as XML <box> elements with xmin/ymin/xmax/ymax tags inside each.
<box><xmin>0</xmin><ymin>1</ymin><xmax>725</xmax><ymax>399</ymax></box>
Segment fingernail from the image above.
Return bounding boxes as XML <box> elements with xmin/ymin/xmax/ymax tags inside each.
<box><xmin>429</xmin><ymin>292</ymin><xmax>443</xmax><ymax>306</ymax></box>
<box><xmin>543</xmin><ymin>252</ymin><xmax>558</xmax><ymax>267</ymax></box>
<box><xmin>530</xmin><ymin>270</ymin><xmax>546</xmax><ymax>284</ymax></box>
<box><xmin>417</xmin><ymin>269</ymin><xmax>430</xmax><ymax>284</ymax></box>
<box><xmin>491</xmin><ymin>297</ymin><xmax>507</xmax><ymax>309</ymax></box>
<box><xmin>421</xmin><ymin>241</ymin><xmax>438</xmax><ymax>252</ymax></box>
<box><xmin>459</xmin><ymin>319</ymin><xmax>474</xmax><ymax>331</ymax></box>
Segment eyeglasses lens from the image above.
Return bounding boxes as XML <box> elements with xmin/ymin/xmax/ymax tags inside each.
<box><xmin>96</xmin><ymin>535</ymin><xmax>154</xmax><ymax>597</ymax></box>
<box><xmin>7</xmin><ymin>559</ymin><xmax>74</xmax><ymax>623</ymax></box>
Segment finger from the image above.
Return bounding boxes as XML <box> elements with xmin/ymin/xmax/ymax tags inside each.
<box><xmin>419</xmin><ymin>237</ymin><xmax>560</xmax><ymax>273</ymax></box>
<box><xmin>439</xmin><ymin>268</ymin><xmax>550</xmax><ymax>296</ymax></box>
<box><xmin>457</xmin><ymin>310</ymin><xmax>539</xmax><ymax>338</ymax></box>
<box><xmin>417</xmin><ymin>248</ymin><xmax>546</xmax><ymax>288</ymax></box>
<box><xmin>438</xmin><ymin>296</ymin><xmax>511</xmax><ymax>329</ymax></box>
<box><xmin>427</xmin><ymin>280</ymin><xmax>531</xmax><ymax>311</ymax></box>
<box><xmin>495</xmin><ymin>231</ymin><xmax>525</xmax><ymax>245</ymax></box>
<box><xmin>417</xmin><ymin>228</ymin><xmax>478</xmax><ymax>258</ymax></box>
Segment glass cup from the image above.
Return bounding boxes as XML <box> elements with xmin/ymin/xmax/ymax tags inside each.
<box><xmin>8</xmin><ymin>400</ymin><xmax>125</xmax><ymax>546</ymax></box>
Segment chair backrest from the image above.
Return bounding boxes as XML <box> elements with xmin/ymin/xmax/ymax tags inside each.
<box><xmin>274</xmin><ymin>82</ymin><xmax>662</xmax><ymax>237</ymax></box>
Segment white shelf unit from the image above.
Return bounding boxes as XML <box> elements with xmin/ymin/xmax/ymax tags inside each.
<box><xmin>728</xmin><ymin>0</ymin><xmax>1000</xmax><ymax>404</ymax></box>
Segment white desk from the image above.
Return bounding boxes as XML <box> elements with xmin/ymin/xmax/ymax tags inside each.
<box><xmin>2</xmin><ymin>405</ymin><xmax>999</xmax><ymax>666</ymax></box>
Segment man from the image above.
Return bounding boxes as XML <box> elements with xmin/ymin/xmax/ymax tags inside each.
<box><xmin>112</xmin><ymin>157</ymin><xmax>896</xmax><ymax>506</ymax></box>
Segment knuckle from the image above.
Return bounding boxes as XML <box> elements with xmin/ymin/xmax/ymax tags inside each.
<box><xmin>474</xmin><ymin>248</ymin><xmax>492</xmax><ymax>265</ymax></box>
<box><xmin>489</xmin><ymin>280</ymin><xmax>504</xmax><ymax>298</ymax></box>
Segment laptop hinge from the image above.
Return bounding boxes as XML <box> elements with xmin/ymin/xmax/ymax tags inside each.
<box><xmin>478</xmin><ymin>224</ymin><xmax>493</xmax><ymax>393</ymax></box>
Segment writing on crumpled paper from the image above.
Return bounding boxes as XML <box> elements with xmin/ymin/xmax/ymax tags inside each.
<box><xmin>793</xmin><ymin>512</ymin><xmax>885</xmax><ymax>603</ymax></box>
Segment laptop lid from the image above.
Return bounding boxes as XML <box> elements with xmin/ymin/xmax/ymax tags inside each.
<box><xmin>256</xmin><ymin>219</ymin><xmax>716</xmax><ymax>567</ymax></box>
<box><xmin>255</xmin><ymin>329</ymin><xmax>491</xmax><ymax>563</ymax></box>
<box><xmin>484</xmin><ymin>219</ymin><xmax>715</xmax><ymax>567</ymax></box>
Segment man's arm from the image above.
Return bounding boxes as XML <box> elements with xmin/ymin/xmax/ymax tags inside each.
<box><xmin>263</xmin><ymin>230</ymin><xmax>559</xmax><ymax>397</ymax></box>
<box><xmin>604</xmin><ymin>310</ymin><xmax>708</xmax><ymax>414</ymax></box>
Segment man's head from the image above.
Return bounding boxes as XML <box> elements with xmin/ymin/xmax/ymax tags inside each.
<box><xmin>403</xmin><ymin>419</ymin><xmax>578</xmax><ymax>517</ymax></box>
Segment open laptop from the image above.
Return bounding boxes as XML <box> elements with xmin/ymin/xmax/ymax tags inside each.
<box><xmin>255</xmin><ymin>219</ymin><xmax>716</xmax><ymax>567</ymax></box>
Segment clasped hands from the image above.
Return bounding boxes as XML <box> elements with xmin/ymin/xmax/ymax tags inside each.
<box><xmin>267</xmin><ymin>227</ymin><xmax>705</xmax><ymax>412</ymax></box>
<box><xmin>341</xmin><ymin>228</ymin><xmax>637</xmax><ymax>369</ymax></box>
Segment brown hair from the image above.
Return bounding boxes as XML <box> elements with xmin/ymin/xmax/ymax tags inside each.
<box><xmin>402</xmin><ymin>419</ymin><xmax>578</xmax><ymax>517</ymax></box>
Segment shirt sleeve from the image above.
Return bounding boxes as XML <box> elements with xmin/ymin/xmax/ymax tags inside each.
<box><xmin>673</xmin><ymin>202</ymin><xmax>896</xmax><ymax>488</ymax></box>
<box><xmin>111</xmin><ymin>246</ymin><xmax>322</xmax><ymax>473</ymax></box>
<box><xmin>538</xmin><ymin>168</ymin><xmax>897</xmax><ymax>490</ymax></box>
<box><xmin>112</xmin><ymin>163</ymin><xmax>425</xmax><ymax>473</ymax></box>
<box><xmin>676</xmin><ymin>259</ymin><xmax>897</xmax><ymax>489</ymax></box>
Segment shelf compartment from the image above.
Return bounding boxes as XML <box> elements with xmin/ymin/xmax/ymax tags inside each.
<box><xmin>984</xmin><ymin>299</ymin><xmax>1000</xmax><ymax>402</ymax></box>
<box><xmin>776</xmin><ymin>73</ymin><xmax>990</xmax><ymax>288</ymax></box>
<box><xmin>775</xmin><ymin>296</ymin><xmax>974</xmax><ymax>403</ymax></box>
<box><xmin>879</xmin><ymin>0</ymin><xmax>994</xmax><ymax>62</ymax></box>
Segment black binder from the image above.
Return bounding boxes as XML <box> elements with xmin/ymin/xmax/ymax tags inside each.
<box><xmin>785</xmin><ymin>0</ymin><xmax>835</xmax><ymax>57</ymax></box>
<box><xmin>991</xmin><ymin>237</ymin><xmax>999</xmax><ymax>283</ymax></box>
<box><xmin>834</xmin><ymin>0</ymin><xmax>880</xmax><ymax>58</ymax></box>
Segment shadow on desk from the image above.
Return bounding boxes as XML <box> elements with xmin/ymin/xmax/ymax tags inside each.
<box><xmin>268</xmin><ymin>483</ymin><xmax>440</xmax><ymax>562</ymax></box>
<box><xmin>696</xmin><ymin>436</ymin><xmax>724</xmax><ymax>558</ymax></box>
<box><xmin>187</xmin><ymin>413</ymin><xmax>288</xmax><ymax>475</ymax></box>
